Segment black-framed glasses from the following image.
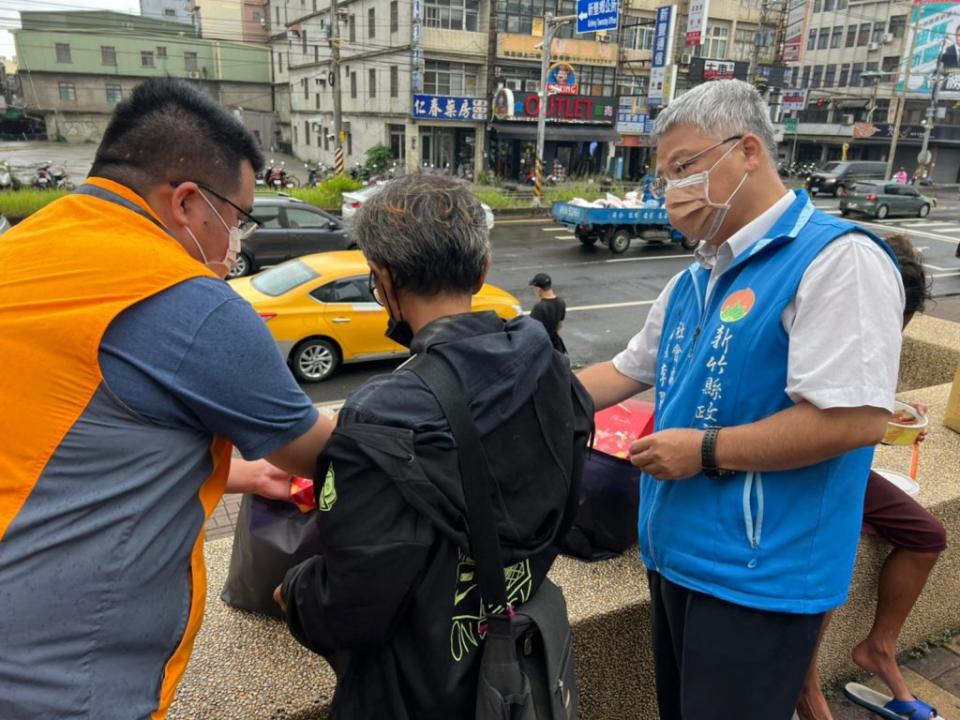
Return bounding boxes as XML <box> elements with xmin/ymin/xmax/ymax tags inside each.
<box><xmin>171</xmin><ymin>180</ymin><xmax>260</xmax><ymax>239</ymax></box>
<box><xmin>196</xmin><ymin>182</ymin><xmax>260</xmax><ymax>240</ymax></box>
<box><xmin>368</xmin><ymin>270</ymin><xmax>384</xmax><ymax>306</ymax></box>
<box><xmin>651</xmin><ymin>135</ymin><xmax>744</xmax><ymax>198</ymax></box>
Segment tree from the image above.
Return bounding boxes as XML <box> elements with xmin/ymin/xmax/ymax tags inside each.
<box><xmin>365</xmin><ymin>143</ymin><xmax>395</xmax><ymax>174</ymax></box>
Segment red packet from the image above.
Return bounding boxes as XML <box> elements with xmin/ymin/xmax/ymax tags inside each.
<box><xmin>592</xmin><ymin>398</ymin><xmax>656</xmax><ymax>460</ymax></box>
<box><xmin>289</xmin><ymin>475</ymin><xmax>316</xmax><ymax>512</ymax></box>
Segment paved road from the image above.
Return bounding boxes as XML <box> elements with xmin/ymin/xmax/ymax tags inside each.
<box><xmin>299</xmin><ymin>200</ymin><xmax>960</xmax><ymax>404</ymax></box>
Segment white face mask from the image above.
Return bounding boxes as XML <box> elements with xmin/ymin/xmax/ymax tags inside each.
<box><xmin>664</xmin><ymin>139</ymin><xmax>749</xmax><ymax>245</ymax></box>
<box><xmin>185</xmin><ymin>191</ymin><xmax>241</xmax><ymax>278</ymax></box>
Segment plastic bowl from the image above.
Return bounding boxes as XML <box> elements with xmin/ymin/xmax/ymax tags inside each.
<box><xmin>881</xmin><ymin>400</ymin><xmax>928</xmax><ymax>446</ymax></box>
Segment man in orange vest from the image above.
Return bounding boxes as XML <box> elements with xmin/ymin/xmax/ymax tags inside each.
<box><xmin>0</xmin><ymin>78</ymin><xmax>332</xmax><ymax>719</ymax></box>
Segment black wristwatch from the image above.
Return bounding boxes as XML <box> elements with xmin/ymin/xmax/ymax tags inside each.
<box><xmin>701</xmin><ymin>427</ymin><xmax>734</xmax><ymax>478</ymax></box>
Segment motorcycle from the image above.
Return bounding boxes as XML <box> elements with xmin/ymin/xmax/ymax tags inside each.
<box><xmin>0</xmin><ymin>161</ymin><xmax>14</xmax><ymax>191</ymax></box>
<box><xmin>305</xmin><ymin>161</ymin><xmax>331</xmax><ymax>187</ymax></box>
<box><xmin>266</xmin><ymin>159</ymin><xmax>298</xmax><ymax>190</ymax></box>
<box><xmin>32</xmin><ymin>161</ymin><xmax>74</xmax><ymax>190</ymax></box>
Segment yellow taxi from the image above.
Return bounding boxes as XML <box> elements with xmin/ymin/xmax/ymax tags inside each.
<box><xmin>230</xmin><ymin>250</ymin><xmax>523</xmax><ymax>382</ymax></box>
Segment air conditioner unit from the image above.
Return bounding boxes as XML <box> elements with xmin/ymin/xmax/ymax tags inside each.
<box><xmin>881</xmin><ymin>32</ymin><xmax>894</xmax><ymax>44</ymax></box>
<box><xmin>867</xmin><ymin>41</ymin><xmax>880</xmax><ymax>51</ymax></box>
<box><xmin>842</xmin><ymin>113</ymin><xmax>855</xmax><ymax>125</ymax></box>
<box><xmin>679</xmin><ymin>53</ymin><xmax>692</xmax><ymax>65</ymax></box>
<box><xmin>187</xmin><ymin>70</ymin><xmax>201</xmax><ymax>79</ymax></box>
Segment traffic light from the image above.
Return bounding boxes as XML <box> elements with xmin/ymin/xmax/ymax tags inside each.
<box><xmin>816</xmin><ymin>98</ymin><xmax>826</xmax><ymax>108</ymax></box>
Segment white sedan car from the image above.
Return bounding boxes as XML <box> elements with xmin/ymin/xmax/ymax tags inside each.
<box><xmin>342</xmin><ymin>182</ymin><xmax>495</xmax><ymax>230</ymax></box>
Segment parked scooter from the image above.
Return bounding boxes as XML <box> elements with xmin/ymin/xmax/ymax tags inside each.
<box><xmin>266</xmin><ymin>159</ymin><xmax>298</xmax><ymax>189</ymax></box>
<box><xmin>305</xmin><ymin>161</ymin><xmax>331</xmax><ymax>187</ymax></box>
<box><xmin>32</xmin><ymin>161</ymin><xmax>74</xmax><ymax>190</ymax></box>
<box><xmin>0</xmin><ymin>161</ymin><xmax>15</xmax><ymax>191</ymax></box>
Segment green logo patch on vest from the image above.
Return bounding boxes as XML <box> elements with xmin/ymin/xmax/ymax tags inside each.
<box><xmin>319</xmin><ymin>464</ymin><xmax>337</xmax><ymax>511</ymax></box>
<box><xmin>720</xmin><ymin>288</ymin><xmax>756</xmax><ymax>323</ymax></box>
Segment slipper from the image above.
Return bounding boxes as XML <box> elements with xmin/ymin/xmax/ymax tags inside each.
<box><xmin>844</xmin><ymin>683</ymin><xmax>942</xmax><ymax>720</ymax></box>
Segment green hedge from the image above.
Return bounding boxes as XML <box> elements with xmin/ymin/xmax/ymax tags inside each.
<box><xmin>0</xmin><ymin>189</ymin><xmax>70</xmax><ymax>221</ymax></box>
<box><xmin>286</xmin><ymin>175</ymin><xmax>363</xmax><ymax>209</ymax></box>
<box><xmin>0</xmin><ymin>176</ymin><xmax>366</xmax><ymax>222</ymax></box>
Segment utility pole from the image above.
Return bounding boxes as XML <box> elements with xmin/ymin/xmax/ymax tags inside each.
<box><xmin>329</xmin><ymin>0</ymin><xmax>345</xmax><ymax>175</ymax></box>
<box><xmin>533</xmin><ymin>12</ymin><xmax>577</xmax><ymax>207</ymax></box>
<box><xmin>886</xmin><ymin>2</ymin><xmax>920</xmax><ymax>181</ymax></box>
<box><xmin>917</xmin><ymin>43</ymin><xmax>945</xmax><ymax>180</ymax></box>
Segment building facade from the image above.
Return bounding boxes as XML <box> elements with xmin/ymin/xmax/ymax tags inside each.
<box><xmin>15</xmin><ymin>11</ymin><xmax>272</xmax><ymax>144</ymax></box>
<box><xmin>271</xmin><ymin>0</ymin><xmax>630</xmax><ymax>179</ymax></box>
<box><xmin>140</xmin><ymin>0</ymin><xmax>197</xmax><ymax>27</ymax></box>
<box><xmin>785</xmin><ymin>0</ymin><xmax>960</xmax><ymax>182</ymax></box>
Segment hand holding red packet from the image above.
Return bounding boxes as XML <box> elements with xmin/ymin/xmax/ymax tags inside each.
<box><xmin>289</xmin><ymin>475</ymin><xmax>316</xmax><ymax>512</ymax></box>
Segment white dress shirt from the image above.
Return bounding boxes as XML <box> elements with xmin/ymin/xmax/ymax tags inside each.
<box><xmin>613</xmin><ymin>192</ymin><xmax>905</xmax><ymax>411</ymax></box>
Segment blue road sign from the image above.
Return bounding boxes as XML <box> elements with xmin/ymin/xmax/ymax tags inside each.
<box><xmin>576</xmin><ymin>0</ymin><xmax>619</xmax><ymax>33</ymax></box>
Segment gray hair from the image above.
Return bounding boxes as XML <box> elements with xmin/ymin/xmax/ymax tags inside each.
<box><xmin>353</xmin><ymin>173</ymin><xmax>490</xmax><ymax>295</ymax></box>
<box><xmin>652</xmin><ymin>80</ymin><xmax>778</xmax><ymax>159</ymax></box>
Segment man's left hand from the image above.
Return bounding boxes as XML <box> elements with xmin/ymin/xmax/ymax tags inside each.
<box><xmin>629</xmin><ymin>429</ymin><xmax>705</xmax><ymax>481</ymax></box>
<box><xmin>274</xmin><ymin>584</ymin><xmax>287</xmax><ymax>613</ymax></box>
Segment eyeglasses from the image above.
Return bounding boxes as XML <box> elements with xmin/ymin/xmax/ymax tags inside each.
<box><xmin>651</xmin><ymin>135</ymin><xmax>743</xmax><ymax>198</ymax></box>
<box><xmin>195</xmin><ymin>183</ymin><xmax>261</xmax><ymax>239</ymax></box>
<box><xmin>171</xmin><ymin>180</ymin><xmax>261</xmax><ymax>239</ymax></box>
<box><xmin>368</xmin><ymin>270</ymin><xmax>384</xmax><ymax>306</ymax></box>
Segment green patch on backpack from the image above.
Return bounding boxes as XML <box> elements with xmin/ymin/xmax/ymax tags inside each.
<box><xmin>319</xmin><ymin>464</ymin><xmax>337</xmax><ymax>511</ymax></box>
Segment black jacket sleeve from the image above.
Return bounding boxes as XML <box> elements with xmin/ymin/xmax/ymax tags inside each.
<box><xmin>281</xmin><ymin>435</ymin><xmax>434</xmax><ymax>656</ymax></box>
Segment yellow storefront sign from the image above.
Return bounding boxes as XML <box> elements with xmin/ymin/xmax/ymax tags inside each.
<box><xmin>497</xmin><ymin>33</ymin><xmax>618</xmax><ymax>67</ymax></box>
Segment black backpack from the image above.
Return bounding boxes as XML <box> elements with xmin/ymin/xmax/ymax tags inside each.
<box><xmin>405</xmin><ymin>352</ymin><xmax>583</xmax><ymax>720</ymax></box>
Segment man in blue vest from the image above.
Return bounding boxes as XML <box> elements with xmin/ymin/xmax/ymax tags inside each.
<box><xmin>578</xmin><ymin>79</ymin><xmax>905</xmax><ymax>720</ymax></box>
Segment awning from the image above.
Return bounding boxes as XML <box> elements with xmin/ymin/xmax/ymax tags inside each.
<box><xmin>490</xmin><ymin>122</ymin><xmax>619</xmax><ymax>142</ymax></box>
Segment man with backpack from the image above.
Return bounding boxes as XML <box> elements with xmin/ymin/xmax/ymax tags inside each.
<box><xmin>276</xmin><ymin>174</ymin><xmax>593</xmax><ymax>718</ymax></box>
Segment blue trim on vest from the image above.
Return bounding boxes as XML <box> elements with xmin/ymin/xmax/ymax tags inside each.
<box><xmin>640</xmin><ymin>190</ymin><xmax>897</xmax><ymax>614</ymax></box>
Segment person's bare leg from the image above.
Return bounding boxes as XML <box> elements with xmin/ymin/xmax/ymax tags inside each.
<box><xmin>851</xmin><ymin>549</ymin><xmax>939</xmax><ymax>702</ymax></box>
<box><xmin>797</xmin><ymin>613</ymin><xmax>834</xmax><ymax>720</ymax></box>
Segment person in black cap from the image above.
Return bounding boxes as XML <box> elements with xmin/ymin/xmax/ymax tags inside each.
<box><xmin>529</xmin><ymin>272</ymin><xmax>567</xmax><ymax>354</ymax></box>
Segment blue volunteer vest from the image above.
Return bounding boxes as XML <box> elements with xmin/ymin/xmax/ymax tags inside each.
<box><xmin>641</xmin><ymin>190</ymin><xmax>898</xmax><ymax>614</ymax></box>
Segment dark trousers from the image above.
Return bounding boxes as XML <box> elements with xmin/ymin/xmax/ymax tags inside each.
<box><xmin>648</xmin><ymin>571</ymin><xmax>824</xmax><ymax>720</ymax></box>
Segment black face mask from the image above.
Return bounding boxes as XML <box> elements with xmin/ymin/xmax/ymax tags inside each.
<box><xmin>386</xmin><ymin>314</ymin><xmax>414</xmax><ymax>348</ymax></box>
<box><xmin>378</xmin><ymin>270</ymin><xmax>415</xmax><ymax>348</ymax></box>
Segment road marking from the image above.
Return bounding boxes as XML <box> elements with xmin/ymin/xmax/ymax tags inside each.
<box><xmin>541</xmin><ymin>227</ymin><xmax>566</xmax><ymax>232</ymax></box>
<box><xmin>566</xmin><ymin>299</ymin><xmax>657</xmax><ymax>312</ymax></box>
<box><xmin>555</xmin><ymin>234</ymin><xmax>577</xmax><ymax>240</ymax></box>
<box><xmin>898</xmin><ymin>221</ymin><xmax>955</xmax><ymax>228</ymax></box>
<box><xmin>507</xmin><ymin>252</ymin><xmax>694</xmax><ymax>272</ymax></box>
<box><xmin>605</xmin><ymin>253</ymin><xmax>695</xmax><ymax>264</ymax></box>
<box><xmin>496</xmin><ymin>218</ymin><xmax>551</xmax><ymax>225</ymax></box>
<box><xmin>849</xmin><ymin>219</ymin><xmax>960</xmax><ymax>245</ymax></box>
<box><xmin>924</xmin><ymin>263</ymin><xmax>955</xmax><ymax>272</ymax></box>
<box><xmin>931</xmin><ymin>271</ymin><xmax>960</xmax><ymax>279</ymax></box>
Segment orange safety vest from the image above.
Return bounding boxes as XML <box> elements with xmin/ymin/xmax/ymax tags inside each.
<box><xmin>0</xmin><ymin>177</ymin><xmax>231</xmax><ymax>718</ymax></box>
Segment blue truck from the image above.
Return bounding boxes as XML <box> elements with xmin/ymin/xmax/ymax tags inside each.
<box><xmin>550</xmin><ymin>201</ymin><xmax>696</xmax><ymax>254</ymax></box>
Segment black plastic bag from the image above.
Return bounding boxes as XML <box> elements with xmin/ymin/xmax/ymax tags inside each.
<box><xmin>559</xmin><ymin>449</ymin><xmax>639</xmax><ymax>562</ymax></box>
<box><xmin>220</xmin><ymin>494</ymin><xmax>322</xmax><ymax>618</ymax></box>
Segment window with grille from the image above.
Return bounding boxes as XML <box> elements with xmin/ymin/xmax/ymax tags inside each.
<box><xmin>424</xmin><ymin>0</ymin><xmax>480</xmax><ymax>31</ymax></box>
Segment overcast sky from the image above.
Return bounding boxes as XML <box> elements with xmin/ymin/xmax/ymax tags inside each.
<box><xmin>0</xmin><ymin>0</ymin><xmax>142</xmax><ymax>59</ymax></box>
